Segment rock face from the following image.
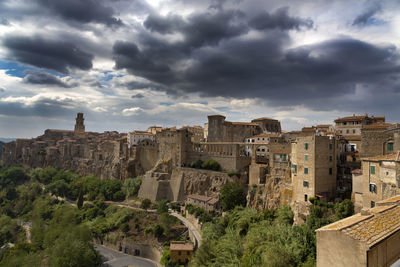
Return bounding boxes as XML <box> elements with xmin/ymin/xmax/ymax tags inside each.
<box><xmin>247</xmin><ymin>177</ymin><xmax>290</xmax><ymax>210</ymax></box>
<box><xmin>138</xmin><ymin>159</ymin><xmax>237</xmax><ymax>202</ymax></box>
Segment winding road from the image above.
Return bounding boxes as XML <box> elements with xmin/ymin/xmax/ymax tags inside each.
<box><xmin>95</xmin><ymin>244</ymin><xmax>159</xmax><ymax>267</ymax></box>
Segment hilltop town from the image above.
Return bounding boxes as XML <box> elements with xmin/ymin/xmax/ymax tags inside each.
<box><xmin>1</xmin><ymin>113</ymin><xmax>400</xmax><ymax>266</ymax></box>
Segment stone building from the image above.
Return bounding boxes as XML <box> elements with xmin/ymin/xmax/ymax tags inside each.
<box><xmin>186</xmin><ymin>194</ymin><xmax>219</xmax><ymax>212</ymax></box>
<box><xmin>74</xmin><ymin>112</ymin><xmax>85</xmax><ymax>135</ymax></box>
<box><xmin>180</xmin><ymin>126</ymin><xmax>204</xmax><ymax>143</ymax></box>
<box><xmin>247</xmin><ymin>133</ymin><xmax>291</xmax><ymax>185</ymax></box>
<box><xmin>170</xmin><ymin>241</ymin><xmax>194</xmax><ymax>264</ymax></box>
<box><xmin>206</xmin><ymin>115</ymin><xmax>281</xmax><ymax>142</ymax></box>
<box><xmin>291</xmin><ymin>132</ymin><xmax>339</xmax><ymax>203</ymax></box>
<box><xmin>127</xmin><ymin>130</ymin><xmax>155</xmax><ymax>147</ymax></box>
<box><xmin>316</xmin><ymin>195</ymin><xmax>400</xmax><ymax>267</ymax></box>
<box><xmin>335</xmin><ymin>114</ymin><xmax>385</xmax><ymax>136</ymax></box>
<box><xmin>352</xmin><ymin>152</ymin><xmax>400</xmax><ymax>210</ymax></box>
<box><xmin>361</xmin><ymin>123</ymin><xmax>398</xmax><ymax>158</ymax></box>
<box><xmin>1</xmin><ymin>113</ymin><xmax>133</xmax><ymax>179</ymax></box>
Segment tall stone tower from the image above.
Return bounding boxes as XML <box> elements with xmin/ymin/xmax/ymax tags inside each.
<box><xmin>74</xmin><ymin>113</ymin><xmax>85</xmax><ymax>134</ymax></box>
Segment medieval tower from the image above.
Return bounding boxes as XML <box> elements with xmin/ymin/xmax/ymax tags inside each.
<box><xmin>74</xmin><ymin>113</ymin><xmax>85</xmax><ymax>134</ymax></box>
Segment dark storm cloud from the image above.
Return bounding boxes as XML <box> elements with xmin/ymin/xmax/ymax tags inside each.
<box><xmin>0</xmin><ymin>18</ymin><xmax>10</xmax><ymax>26</ymax></box>
<box><xmin>144</xmin><ymin>9</ymin><xmax>248</xmax><ymax>49</ymax></box>
<box><xmin>0</xmin><ymin>97</ymin><xmax>77</xmax><ymax>118</ymax></box>
<box><xmin>131</xmin><ymin>93</ymin><xmax>145</xmax><ymax>99</ymax></box>
<box><xmin>23</xmin><ymin>71</ymin><xmax>73</xmax><ymax>88</ymax></box>
<box><xmin>3</xmin><ymin>36</ymin><xmax>94</xmax><ymax>74</ymax></box>
<box><xmin>352</xmin><ymin>2</ymin><xmax>381</xmax><ymax>26</ymax></box>
<box><xmin>36</xmin><ymin>0</ymin><xmax>123</xmax><ymax>26</ymax></box>
<box><xmin>249</xmin><ymin>7</ymin><xmax>313</xmax><ymax>31</ymax></box>
<box><xmin>114</xmin><ymin>13</ymin><xmax>400</xmax><ymax>110</ymax></box>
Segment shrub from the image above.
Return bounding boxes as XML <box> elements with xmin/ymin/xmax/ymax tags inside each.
<box><xmin>141</xmin><ymin>199</ymin><xmax>151</xmax><ymax>210</ymax></box>
<box><xmin>201</xmin><ymin>159</ymin><xmax>222</xmax><ymax>171</ymax></box>
<box><xmin>220</xmin><ymin>182</ymin><xmax>246</xmax><ymax>211</ymax></box>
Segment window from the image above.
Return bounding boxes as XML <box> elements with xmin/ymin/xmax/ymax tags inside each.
<box><xmin>369</xmin><ymin>183</ymin><xmax>376</xmax><ymax>193</ymax></box>
<box><xmin>353</xmin><ymin>129</ymin><xmax>356</xmax><ymax>134</ymax></box>
<box><xmin>346</xmin><ymin>130</ymin><xmax>349</xmax><ymax>134</ymax></box>
<box><xmin>329</xmin><ymin>156</ymin><xmax>333</xmax><ymax>162</ymax></box>
<box><xmin>329</xmin><ymin>143</ymin><xmax>333</xmax><ymax>150</ymax></box>
<box><xmin>370</xmin><ymin>166</ymin><xmax>375</xmax><ymax>174</ymax></box>
<box><xmin>305</xmin><ymin>143</ymin><xmax>309</xmax><ymax>150</ymax></box>
<box><xmin>329</xmin><ymin>168</ymin><xmax>333</xmax><ymax>175</ymax></box>
<box><xmin>283</xmin><ymin>154</ymin><xmax>287</xmax><ymax>161</ymax></box>
<box><xmin>387</xmin><ymin>142</ymin><xmax>394</xmax><ymax>152</ymax></box>
<box><xmin>292</xmin><ymin>164</ymin><xmax>297</xmax><ymax>174</ymax></box>
<box><xmin>305</xmin><ymin>155</ymin><xmax>308</xmax><ymax>161</ymax></box>
<box><xmin>303</xmin><ymin>181</ymin><xmax>309</xmax><ymax>187</ymax></box>
<box><xmin>305</xmin><ymin>194</ymin><xmax>308</xmax><ymax>202</ymax></box>
<box><xmin>304</xmin><ymin>167</ymin><xmax>309</xmax><ymax>174</ymax></box>
<box><xmin>178</xmin><ymin>251</ymin><xmax>182</xmax><ymax>255</ymax></box>
<box><xmin>371</xmin><ymin>201</ymin><xmax>375</xmax><ymax>208</ymax></box>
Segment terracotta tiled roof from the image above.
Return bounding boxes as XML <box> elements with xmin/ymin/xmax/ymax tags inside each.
<box><xmin>363</xmin><ymin>151</ymin><xmax>400</xmax><ymax>162</ymax></box>
<box><xmin>335</xmin><ymin>115</ymin><xmax>367</xmax><ymax>123</ymax></box>
<box><xmin>341</xmin><ymin>205</ymin><xmax>400</xmax><ymax>246</ymax></box>
<box><xmin>363</xmin><ymin>123</ymin><xmax>392</xmax><ymax>130</ymax></box>
<box><xmin>351</xmin><ymin>169</ymin><xmax>362</xmax><ymax>175</ymax></box>
<box><xmin>170</xmin><ymin>241</ymin><xmax>194</xmax><ymax>251</ymax></box>
<box><xmin>229</xmin><ymin>122</ymin><xmax>258</xmax><ymax>126</ymax></box>
<box><xmin>251</xmin><ymin>117</ymin><xmax>278</xmax><ymax>122</ymax></box>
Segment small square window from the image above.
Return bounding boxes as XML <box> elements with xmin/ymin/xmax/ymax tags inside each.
<box><xmin>304</xmin><ymin>167</ymin><xmax>309</xmax><ymax>174</ymax></box>
<box><xmin>371</xmin><ymin>201</ymin><xmax>375</xmax><ymax>208</ymax></box>
<box><xmin>329</xmin><ymin>156</ymin><xmax>333</xmax><ymax>161</ymax></box>
<box><xmin>303</xmin><ymin>181</ymin><xmax>309</xmax><ymax>187</ymax></box>
<box><xmin>369</xmin><ymin>183</ymin><xmax>376</xmax><ymax>193</ymax></box>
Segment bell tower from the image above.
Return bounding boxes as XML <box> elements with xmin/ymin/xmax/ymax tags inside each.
<box><xmin>74</xmin><ymin>113</ymin><xmax>85</xmax><ymax>134</ymax></box>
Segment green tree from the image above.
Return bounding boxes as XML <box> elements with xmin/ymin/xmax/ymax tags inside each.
<box><xmin>157</xmin><ymin>199</ymin><xmax>169</xmax><ymax>214</ymax></box>
<box><xmin>121</xmin><ymin>178</ymin><xmax>142</xmax><ymax>198</ymax></box>
<box><xmin>334</xmin><ymin>199</ymin><xmax>354</xmax><ymax>220</ymax></box>
<box><xmin>153</xmin><ymin>224</ymin><xmax>164</xmax><ymax>238</ymax></box>
<box><xmin>220</xmin><ymin>182</ymin><xmax>246</xmax><ymax>211</ymax></box>
<box><xmin>141</xmin><ymin>198</ymin><xmax>151</xmax><ymax>210</ymax></box>
<box><xmin>77</xmin><ymin>190</ymin><xmax>84</xmax><ymax>209</ymax></box>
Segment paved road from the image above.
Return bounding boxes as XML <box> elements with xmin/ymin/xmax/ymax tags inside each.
<box><xmin>170</xmin><ymin>211</ymin><xmax>202</xmax><ymax>248</ymax></box>
<box><xmin>95</xmin><ymin>244</ymin><xmax>158</xmax><ymax>267</ymax></box>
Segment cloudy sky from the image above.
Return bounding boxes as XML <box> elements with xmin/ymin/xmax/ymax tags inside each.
<box><xmin>0</xmin><ymin>0</ymin><xmax>399</xmax><ymax>138</ymax></box>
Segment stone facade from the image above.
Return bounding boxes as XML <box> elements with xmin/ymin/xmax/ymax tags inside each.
<box><xmin>353</xmin><ymin>152</ymin><xmax>400</xmax><ymax>210</ymax></box>
<box><xmin>335</xmin><ymin>114</ymin><xmax>385</xmax><ymax>136</ymax></box>
<box><xmin>206</xmin><ymin>115</ymin><xmax>281</xmax><ymax>142</ymax></box>
<box><xmin>291</xmin><ymin>132</ymin><xmax>339</xmax><ymax>203</ymax></box>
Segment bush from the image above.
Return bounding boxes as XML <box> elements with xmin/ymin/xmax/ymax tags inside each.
<box><xmin>153</xmin><ymin>224</ymin><xmax>164</xmax><ymax>238</ymax></box>
<box><xmin>112</xmin><ymin>191</ymin><xmax>125</xmax><ymax>202</ymax></box>
<box><xmin>157</xmin><ymin>199</ymin><xmax>169</xmax><ymax>214</ymax></box>
<box><xmin>220</xmin><ymin>182</ymin><xmax>246</xmax><ymax>211</ymax></box>
<box><xmin>201</xmin><ymin>159</ymin><xmax>222</xmax><ymax>171</ymax></box>
<box><xmin>141</xmin><ymin>199</ymin><xmax>151</xmax><ymax>210</ymax></box>
<box><xmin>226</xmin><ymin>170</ymin><xmax>240</xmax><ymax>177</ymax></box>
<box><xmin>190</xmin><ymin>159</ymin><xmax>204</xmax><ymax>169</ymax></box>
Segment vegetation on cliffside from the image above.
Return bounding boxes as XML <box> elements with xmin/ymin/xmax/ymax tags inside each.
<box><xmin>190</xmin><ymin>199</ymin><xmax>354</xmax><ymax>267</ymax></box>
<box><xmin>0</xmin><ymin>165</ymin><xmax>185</xmax><ymax>266</ymax></box>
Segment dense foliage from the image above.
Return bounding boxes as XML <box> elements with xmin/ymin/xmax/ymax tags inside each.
<box><xmin>190</xmin><ymin>159</ymin><xmax>222</xmax><ymax>171</ymax></box>
<box><xmin>220</xmin><ymin>182</ymin><xmax>247</xmax><ymax>211</ymax></box>
<box><xmin>190</xmin><ymin>200</ymin><xmax>354</xmax><ymax>267</ymax></box>
<box><xmin>0</xmin><ymin>166</ymin><xmax>153</xmax><ymax>266</ymax></box>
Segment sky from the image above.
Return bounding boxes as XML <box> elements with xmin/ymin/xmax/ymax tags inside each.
<box><xmin>0</xmin><ymin>0</ymin><xmax>399</xmax><ymax>138</ymax></box>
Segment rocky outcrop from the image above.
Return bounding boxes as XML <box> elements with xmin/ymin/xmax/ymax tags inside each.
<box><xmin>246</xmin><ymin>177</ymin><xmax>293</xmax><ymax>210</ymax></box>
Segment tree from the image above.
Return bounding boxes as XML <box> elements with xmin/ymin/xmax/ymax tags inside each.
<box><xmin>276</xmin><ymin>205</ymin><xmax>294</xmax><ymax>226</ymax></box>
<box><xmin>141</xmin><ymin>199</ymin><xmax>151</xmax><ymax>210</ymax></box>
<box><xmin>153</xmin><ymin>224</ymin><xmax>164</xmax><ymax>238</ymax></box>
<box><xmin>100</xmin><ymin>179</ymin><xmax>122</xmax><ymax>201</ymax></box>
<box><xmin>157</xmin><ymin>199</ymin><xmax>169</xmax><ymax>214</ymax></box>
<box><xmin>121</xmin><ymin>178</ymin><xmax>142</xmax><ymax>198</ymax></box>
<box><xmin>220</xmin><ymin>182</ymin><xmax>246</xmax><ymax>211</ymax></box>
<box><xmin>334</xmin><ymin>199</ymin><xmax>354</xmax><ymax>220</ymax></box>
<box><xmin>77</xmin><ymin>190</ymin><xmax>84</xmax><ymax>210</ymax></box>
